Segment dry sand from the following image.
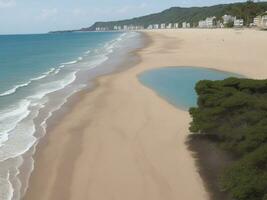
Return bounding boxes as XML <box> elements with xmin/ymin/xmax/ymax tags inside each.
<box><xmin>24</xmin><ymin>29</ymin><xmax>267</xmax><ymax>200</ymax></box>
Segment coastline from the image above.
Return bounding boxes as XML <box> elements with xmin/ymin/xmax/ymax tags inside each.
<box><xmin>24</xmin><ymin>29</ymin><xmax>267</xmax><ymax>200</ymax></box>
<box><xmin>0</xmin><ymin>32</ymin><xmax>145</xmax><ymax>200</ymax></box>
<box><xmin>21</xmin><ymin>32</ymin><xmax>148</xmax><ymax>199</ymax></box>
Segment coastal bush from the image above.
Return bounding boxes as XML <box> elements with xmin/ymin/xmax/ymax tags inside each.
<box><xmin>189</xmin><ymin>77</ymin><xmax>267</xmax><ymax>200</ymax></box>
<box><xmin>221</xmin><ymin>144</ymin><xmax>267</xmax><ymax>200</ymax></box>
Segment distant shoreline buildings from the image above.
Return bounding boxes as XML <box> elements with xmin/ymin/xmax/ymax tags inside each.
<box><xmin>94</xmin><ymin>11</ymin><xmax>267</xmax><ymax>31</ymax></box>
<box><xmin>254</xmin><ymin>11</ymin><xmax>267</xmax><ymax>29</ymax></box>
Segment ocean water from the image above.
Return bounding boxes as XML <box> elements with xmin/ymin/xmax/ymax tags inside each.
<box><xmin>0</xmin><ymin>31</ymin><xmax>140</xmax><ymax>200</ymax></box>
<box><xmin>139</xmin><ymin>67</ymin><xmax>241</xmax><ymax>109</ymax></box>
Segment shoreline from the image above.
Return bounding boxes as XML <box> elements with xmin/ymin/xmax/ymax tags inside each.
<box><xmin>24</xmin><ymin>29</ymin><xmax>267</xmax><ymax>200</ymax></box>
<box><xmin>0</xmin><ymin>32</ymin><xmax>139</xmax><ymax>200</ymax></box>
<box><xmin>23</xmin><ymin>30</ymin><xmax>208</xmax><ymax>200</ymax></box>
<box><xmin>43</xmin><ymin>32</ymin><xmax>150</xmax><ymax>135</ymax></box>
<box><xmin>22</xmin><ymin>32</ymin><xmax>149</xmax><ymax>199</ymax></box>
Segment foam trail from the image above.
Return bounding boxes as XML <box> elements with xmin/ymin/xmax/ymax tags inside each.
<box><xmin>29</xmin><ymin>72</ymin><xmax>77</xmax><ymax>100</ymax></box>
<box><xmin>0</xmin><ymin>172</ymin><xmax>13</xmax><ymax>200</ymax></box>
<box><xmin>0</xmin><ymin>81</ymin><xmax>31</xmax><ymax>97</ymax></box>
<box><xmin>31</xmin><ymin>68</ymin><xmax>56</xmax><ymax>81</ymax></box>
<box><xmin>0</xmin><ymin>67</ymin><xmax>56</xmax><ymax>97</ymax></box>
<box><xmin>62</xmin><ymin>60</ymin><xmax>78</xmax><ymax>65</ymax></box>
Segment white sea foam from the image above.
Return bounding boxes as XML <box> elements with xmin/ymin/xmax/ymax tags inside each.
<box><xmin>0</xmin><ymin>110</ymin><xmax>37</xmax><ymax>162</ymax></box>
<box><xmin>85</xmin><ymin>50</ymin><xmax>91</xmax><ymax>54</ymax></box>
<box><xmin>54</xmin><ymin>68</ymin><xmax>61</xmax><ymax>75</ymax></box>
<box><xmin>0</xmin><ymin>100</ymin><xmax>31</xmax><ymax>146</ymax></box>
<box><xmin>30</xmin><ymin>68</ymin><xmax>56</xmax><ymax>82</ymax></box>
<box><xmin>62</xmin><ymin>60</ymin><xmax>78</xmax><ymax>65</ymax></box>
<box><xmin>20</xmin><ymin>151</ymin><xmax>34</xmax><ymax>199</ymax></box>
<box><xmin>0</xmin><ymin>67</ymin><xmax>56</xmax><ymax>98</ymax></box>
<box><xmin>0</xmin><ymin>171</ymin><xmax>13</xmax><ymax>200</ymax></box>
<box><xmin>8</xmin><ymin>156</ymin><xmax>23</xmax><ymax>200</ymax></box>
<box><xmin>0</xmin><ymin>81</ymin><xmax>31</xmax><ymax>97</ymax></box>
<box><xmin>30</xmin><ymin>75</ymin><xmax>47</xmax><ymax>81</ymax></box>
<box><xmin>53</xmin><ymin>65</ymin><xmax>65</xmax><ymax>75</ymax></box>
<box><xmin>62</xmin><ymin>57</ymin><xmax>83</xmax><ymax>65</ymax></box>
<box><xmin>29</xmin><ymin>72</ymin><xmax>77</xmax><ymax>100</ymax></box>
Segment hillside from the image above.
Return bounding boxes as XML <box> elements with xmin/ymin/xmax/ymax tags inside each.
<box><xmin>82</xmin><ymin>1</ymin><xmax>267</xmax><ymax>31</ymax></box>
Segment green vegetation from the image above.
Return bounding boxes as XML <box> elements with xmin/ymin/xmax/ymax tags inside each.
<box><xmin>226</xmin><ymin>0</ymin><xmax>266</xmax><ymax>26</ymax></box>
<box><xmin>189</xmin><ymin>78</ymin><xmax>267</xmax><ymax>200</ymax></box>
<box><xmin>84</xmin><ymin>1</ymin><xmax>267</xmax><ymax>30</ymax></box>
<box><xmin>224</xmin><ymin>21</ymin><xmax>234</xmax><ymax>28</ymax></box>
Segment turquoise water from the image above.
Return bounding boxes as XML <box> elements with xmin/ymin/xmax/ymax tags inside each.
<box><xmin>0</xmin><ymin>31</ymin><xmax>139</xmax><ymax>200</ymax></box>
<box><xmin>139</xmin><ymin>67</ymin><xmax>240</xmax><ymax>110</ymax></box>
<box><xmin>0</xmin><ymin>32</ymin><xmax>120</xmax><ymax>96</ymax></box>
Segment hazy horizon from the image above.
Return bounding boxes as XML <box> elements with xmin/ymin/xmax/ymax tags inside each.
<box><xmin>0</xmin><ymin>0</ymin><xmax>249</xmax><ymax>34</ymax></box>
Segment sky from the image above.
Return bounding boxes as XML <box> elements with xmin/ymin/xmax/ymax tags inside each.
<box><xmin>0</xmin><ymin>0</ymin><xmax>247</xmax><ymax>34</ymax></box>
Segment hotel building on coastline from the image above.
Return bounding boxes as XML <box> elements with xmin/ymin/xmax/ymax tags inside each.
<box><xmin>234</xmin><ymin>19</ymin><xmax>244</xmax><ymax>28</ymax></box>
<box><xmin>136</xmin><ymin>22</ymin><xmax>181</xmax><ymax>30</ymax></box>
<box><xmin>222</xmin><ymin>14</ymin><xmax>236</xmax><ymax>26</ymax></box>
<box><xmin>174</xmin><ymin>23</ymin><xmax>179</xmax><ymax>28</ymax></box>
<box><xmin>198</xmin><ymin>16</ymin><xmax>217</xmax><ymax>28</ymax></box>
<box><xmin>182</xmin><ymin>22</ymin><xmax>191</xmax><ymax>28</ymax></box>
<box><xmin>253</xmin><ymin>11</ymin><xmax>267</xmax><ymax>29</ymax></box>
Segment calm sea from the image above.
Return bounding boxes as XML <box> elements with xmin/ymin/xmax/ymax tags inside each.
<box><xmin>0</xmin><ymin>31</ymin><xmax>139</xmax><ymax>200</ymax></box>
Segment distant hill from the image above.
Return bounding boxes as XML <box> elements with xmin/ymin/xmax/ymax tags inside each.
<box><xmin>83</xmin><ymin>1</ymin><xmax>267</xmax><ymax>31</ymax></box>
<box><xmin>50</xmin><ymin>1</ymin><xmax>267</xmax><ymax>33</ymax></box>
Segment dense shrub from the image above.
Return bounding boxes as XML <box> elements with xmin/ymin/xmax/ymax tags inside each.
<box><xmin>190</xmin><ymin>78</ymin><xmax>267</xmax><ymax>200</ymax></box>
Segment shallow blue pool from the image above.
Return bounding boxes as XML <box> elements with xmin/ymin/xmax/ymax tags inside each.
<box><xmin>138</xmin><ymin>67</ymin><xmax>241</xmax><ymax>110</ymax></box>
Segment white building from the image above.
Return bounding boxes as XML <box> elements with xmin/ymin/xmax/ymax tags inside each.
<box><xmin>174</xmin><ymin>23</ymin><xmax>179</xmax><ymax>28</ymax></box>
<box><xmin>96</xmin><ymin>27</ymin><xmax>108</xmax><ymax>31</ymax></box>
<box><xmin>160</xmin><ymin>23</ymin><xmax>166</xmax><ymax>29</ymax></box>
<box><xmin>167</xmin><ymin>23</ymin><xmax>172</xmax><ymax>29</ymax></box>
<box><xmin>123</xmin><ymin>25</ymin><xmax>128</xmax><ymax>30</ymax></box>
<box><xmin>147</xmin><ymin>25</ymin><xmax>153</xmax><ymax>29</ymax></box>
<box><xmin>206</xmin><ymin>17</ymin><xmax>216</xmax><ymax>28</ymax></box>
<box><xmin>153</xmin><ymin>24</ymin><xmax>159</xmax><ymax>29</ymax></box>
<box><xmin>186</xmin><ymin>23</ymin><xmax>191</xmax><ymax>28</ymax></box>
<box><xmin>253</xmin><ymin>17</ymin><xmax>260</xmax><ymax>26</ymax></box>
<box><xmin>260</xmin><ymin>12</ymin><xmax>267</xmax><ymax>29</ymax></box>
<box><xmin>256</xmin><ymin>12</ymin><xmax>267</xmax><ymax>29</ymax></box>
<box><xmin>182</xmin><ymin>22</ymin><xmax>187</xmax><ymax>28</ymax></box>
<box><xmin>124</xmin><ymin>25</ymin><xmax>144</xmax><ymax>31</ymax></box>
<box><xmin>136</xmin><ymin>25</ymin><xmax>144</xmax><ymax>30</ymax></box>
<box><xmin>234</xmin><ymin>19</ymin><xmax>244</xmax><ymax>28</ymax></box>
<box><xmin>198</xmin><ymin>16</ymin><xmax>216</xmax><ymax>28</ymax></box>
<box><xmin>222</xmin><ymin>15</ymin><xmax>236</xmax><ymax>25</ymax></box>
<box><xmin>128</xmin><ymin>25</ymin><xmax>133</xmax><ymax>30</ymax></box>
<box><xmin>198</xmin><ymin>20</ymin><xmax>207</xmax><ymax>28</ymax></box>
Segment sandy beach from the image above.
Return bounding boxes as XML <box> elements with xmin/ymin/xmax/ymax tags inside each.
<box><xmin>24</xmin><ymin>29</ymin><xmax>267</xmax><ymax>200</ymax></box>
